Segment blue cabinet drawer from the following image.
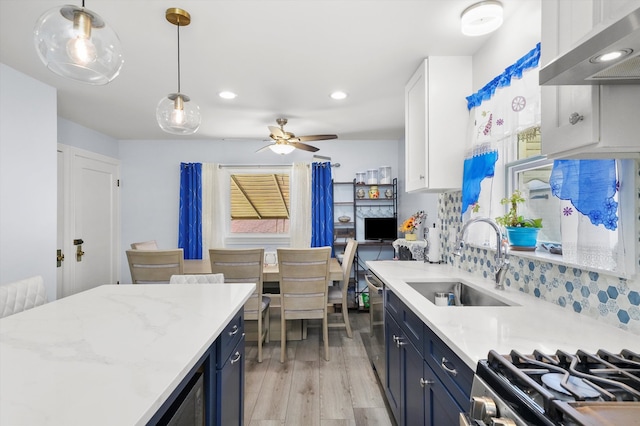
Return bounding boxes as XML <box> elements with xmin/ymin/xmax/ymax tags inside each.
<box><xmin>423</xmin><ymin>326</ymin><xmax>473</xmax><ymax>409</ymax></box>
<box><xmin>216</xmin><ymin>309</ymin><xmax>244</xmax><ymax>369</ymax></box>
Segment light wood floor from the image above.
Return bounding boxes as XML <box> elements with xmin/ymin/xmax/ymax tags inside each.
<box><xmin>243</xmin><ymin>311</ymin><xmax>394</xmax><ymax>426</ymax></box>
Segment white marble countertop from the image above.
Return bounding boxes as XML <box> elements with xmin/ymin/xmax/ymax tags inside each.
<box><xmin>0</xmin><ymin>283</ymin><xmax>254</xmax><ymax>426</ymax></box>
<box><xmin>366</xmin><ymin>260</ymin><xmax>638</xmax><ymax>370</ymax></box>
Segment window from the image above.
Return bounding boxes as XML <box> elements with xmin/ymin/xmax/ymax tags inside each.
<box><xmin>505</xmin><ymin>130</ymin><xmax>636</xmax><ymax>277</ymax></box>
<box><xmin>229</xmin><ymin>172</ymin><xmax>290</xmax><ymax>234</ymax></box>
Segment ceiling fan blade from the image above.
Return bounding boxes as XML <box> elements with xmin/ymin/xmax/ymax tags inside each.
<box><xmin>290</xmin><ymin>142</ymin><xmax>319</xmax><ymax>152</ymax></box>
<box><xmin>297</xmin><ymin>134</ymin><xmax>338</xmax><ymax>142</ymax></box>
<box><xmin>268</xmin><ymin>126</ymin><xmax>285</xmax><ymax>138</ymax></box>
<box><xmin>256</xmin><ymin>144</ymin><xmax>274</xmax><ymax>153</ymax></box>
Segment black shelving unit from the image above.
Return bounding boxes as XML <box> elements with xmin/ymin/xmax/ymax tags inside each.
<box><xmin>332</xmin><ymin>178</ymin><xmax>397</xmax><ymax>309</ymax></box>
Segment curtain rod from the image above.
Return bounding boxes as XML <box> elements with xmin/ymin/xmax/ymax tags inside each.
<box><xmin>218</xmin><ymin>164</ymin><xmax>292</xmax><ymax>169</ymax></box>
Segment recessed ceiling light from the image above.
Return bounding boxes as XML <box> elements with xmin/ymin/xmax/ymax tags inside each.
<box><xmin>330</xmin><ymin>91</ymin><xmax>348</xmax><ymax>100</ymax></box>
<box><xmin>461</xmin><ymin>1</ymin><xmax>503</xmax><ymax>37</ymax></box>
<box><xmin>219</xmin><ymin>91</ymin><xmax>237</xmax><ymax>99</ymax></box>
<box><xmin>590</xmin><ymin>49</ymin><xmax>633</xmax><ymax>63</ymax></box>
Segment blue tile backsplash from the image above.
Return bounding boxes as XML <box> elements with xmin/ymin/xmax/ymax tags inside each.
<box><xmin>436</xmin><ymin>161</ymin><xmax>640</xmax><ymax>335</ymax></box>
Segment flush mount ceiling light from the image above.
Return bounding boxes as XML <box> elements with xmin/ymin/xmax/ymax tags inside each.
<box><xmin>156</xmin><ymin>8</ymin><xmax>201</xmax><ymax>135</ymax></box>
<box><xmin>461</xmin><ymin>1</ymin><xmax>503</xmax><ymax>37</ymax></box>
<box><xmin>33</xmin><ymin>0</ymin><xmax>124</xmax><ymax>84</ymax></box>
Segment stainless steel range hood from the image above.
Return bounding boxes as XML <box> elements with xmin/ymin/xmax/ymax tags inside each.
<box><xmin>540</xmin><ymin>6</ymin><xmax>640</xmax><ymax>85</ymax></box>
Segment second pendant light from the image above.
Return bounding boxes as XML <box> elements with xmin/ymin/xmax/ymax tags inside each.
<box><xmin>156</xmin><ymin>8</ymin><xmax>201</xmax><ymax>135</ymax></box>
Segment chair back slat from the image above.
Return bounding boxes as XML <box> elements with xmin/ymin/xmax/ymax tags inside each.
<box><xmin>130</xmin><ymin>240</ymin><xmax>159</xmax><ymax>250</ymax></box>
<box><xmin>126</xmin><ymin>249</ymin><xmax>184</xmax><ymax>284</ymax></box>
<box><xmin>209</xmin><ymin>248</ymin><xmax>264</xmax><ymax>312</ymax></box>
<box><xmin>277</xmin><ymin>247</ymin><xmax>331</xmax><ymax>315</ymax></box>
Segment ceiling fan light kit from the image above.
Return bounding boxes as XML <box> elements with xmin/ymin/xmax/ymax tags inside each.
<box><xmin>269</xmin><ymin>143</ymin><xmax>296</xmax><ymax>155</ymax></box>
<box><xmin>257</xmin><ymin>118</ymin><xmax>338</xmax><ymax>155</ymax></box>
<box><xmin>33</xmin><ymin>1</ymin><xmax>124</xmax><ymax>84</ymax></box>
<box><xmin>460</xmin><ymin>0</ymin><xmax>503</xmax><ymax>36</ymax></box>
<box><xmin>156</xmin><ymin>8</ymin><xmax>201</xmax><ymax>135</ymax></box>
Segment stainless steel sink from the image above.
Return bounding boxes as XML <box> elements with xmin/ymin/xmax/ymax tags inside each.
<box><xmin>406</xmin><ymin>281</ymin><xmax>515</xmax><ymax>307</ymax></box>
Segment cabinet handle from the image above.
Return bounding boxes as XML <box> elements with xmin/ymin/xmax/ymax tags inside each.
<box><xmin>419</xmin><ymin>175</ymin><xmax>425</xmax><ymax>180</ymax></box>
<box><xmin>230</xmin><ymin>351</ymin><xmax>242</xmax><ymax>364</ymax></box>
<box><xmin>392</xmin><ymin>334</ymin><xmax>399</xmax><ymax>343</ymax></box>
<box><xmin>441</xmin><ymin>357</ymin><xmax>458</xmax><ymax>376</ymax></box>
<box><xmin>569</xmin><ymin>112</ymin><xmax>583</xmax><ymax>125</ymax></box>
<box><xmin>228</xmin><ymin>324</ymin><xmax>239</xmax><ymax>336</ymax></box>
<box><xmin>419</xmin><ymin>378</ymin><xmax>434</xmax><ymax>388</ymax></box>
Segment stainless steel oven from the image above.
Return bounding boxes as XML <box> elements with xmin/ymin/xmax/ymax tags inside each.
<box><xmin>362</xmin><ymin>274</ymin><xmax>385</xmax><ymax>387</ymax></box>
<box><xmin>462</xmin><ymin>349</ymin><xmax>640</xmax><ymax>426</ymax></box>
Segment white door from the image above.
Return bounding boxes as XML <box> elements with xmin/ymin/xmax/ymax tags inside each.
<box><xmin>58</xmin><ymin>146</ymin><xmax>120</xmax><ymax>297</ymax></box>
<box><xmin>56</xmin><ymin>150</ymin><xmax>66</xmax><ymax>298</ymax></box>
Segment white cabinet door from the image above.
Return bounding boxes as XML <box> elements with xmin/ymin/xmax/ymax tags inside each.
<box><xmin>541</xmin><ymin>0</ymin><xmax>599</xmax><ymax>157</ymax></box>
<box><xmin>404</xmin><ymin>57</ymin><xmax>471</xmax><ymax>192</ymax></box>
<box><xmin>541</xmin><ymin>0</ymin><xmax>640</xmax><ymax>158</ymax></box>
<box><xmin>405</xmin><ymin>62</ymin><xmax>427</xmax><ymax>192</ymax></box>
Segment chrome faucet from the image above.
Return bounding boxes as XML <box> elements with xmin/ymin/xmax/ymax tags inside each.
<box><xmin>453</xmin><ymin>217</ymin><xmax>509</xmax><ymax>290</ymax></box>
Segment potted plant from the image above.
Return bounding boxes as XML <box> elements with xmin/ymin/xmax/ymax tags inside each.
<box><xmin>495</xmin><ymin>190</ymin><xmax>542</xmax><ymax>249</ymax></box>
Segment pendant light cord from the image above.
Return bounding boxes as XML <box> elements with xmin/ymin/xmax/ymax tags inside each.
<box><xmin>176</xmin><ymin>22</ymin><xmax>181</xmax><ymax>94</ymax></box>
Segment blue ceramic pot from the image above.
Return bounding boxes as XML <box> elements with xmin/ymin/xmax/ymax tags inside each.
<box><xmin>505</xmin><ymin>226</ymin><xmax>540</xmax><ymax>248</ymax></box>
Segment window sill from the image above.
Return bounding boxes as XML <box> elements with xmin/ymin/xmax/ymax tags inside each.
<box><xmin>465</xmin><ymin>242</ymin><xmax>633</xmax><ymax>280</ymax></box>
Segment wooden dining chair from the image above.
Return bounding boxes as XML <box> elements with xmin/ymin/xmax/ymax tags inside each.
<box><xmin>209</xmin><ymin>248</ymin><xmax>270</xmax><ymax>363</ymax></box>
<box><xmin>130</xmin><ymin>240</ymin><xmax>159</xmax><ymax>250</ymax></box>
<box><xmin>126</xmin><ymin>249</ymin><xmax>184</xmax><ymax>284</ymax></box>
<box><xmin>277</xmin><ymin>247</ymin><xmax>331</xmax><ymax>363</ymax></box>
<box><xmin>327</xmin><ymin>239</ymin><xmax>358</xmax><ymax>338</ymax></box>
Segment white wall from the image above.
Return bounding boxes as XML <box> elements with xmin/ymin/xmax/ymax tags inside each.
<box><xmin>58</xmin><ymin>118</ymin><xmax>119</xmax><ymax>158</ymax></box>
<box><xmin>118</xmin><ymin>138</ymin><xmax>400</xmax><ymax>281</ymax></box>
<box><xmin>472</xmin><ymin>0</ymin><xmax>541</xmax><ymax>91</ymax></box>
<box><xmin>0</xmin><ymin>63</ymin><xmax>57</xmax><ymax>300</ymax></box>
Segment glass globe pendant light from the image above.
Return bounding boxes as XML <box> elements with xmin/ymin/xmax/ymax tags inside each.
<box><xmin>33</xmin><ymin>1</ymin><xmax>124</xmax><ymax>85</ymax></box>
<box><xmin>156</xmin><ymin>8</ymin><xmax>201</xmax><ymax>135</ymax></box>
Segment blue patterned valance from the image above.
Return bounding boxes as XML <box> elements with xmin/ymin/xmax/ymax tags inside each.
<box><xmin>466</xmin><ymin>42</ymin><xmax>541</xmax><ymax>110</ymax></box>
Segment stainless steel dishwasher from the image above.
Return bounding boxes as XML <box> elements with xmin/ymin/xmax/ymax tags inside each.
<box><xmin>363</xmin><ymin>273</ymin><xmax>385</xmax><ymax>387</ymax></box>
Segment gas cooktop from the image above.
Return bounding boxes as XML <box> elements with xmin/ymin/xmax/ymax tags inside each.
<box><xmin>475</xmin><ymin>349</ymin><xmax>640</xmax><ymax>425</ymax></box>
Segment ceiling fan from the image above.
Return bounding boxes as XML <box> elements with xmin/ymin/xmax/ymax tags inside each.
<box><xmin>257</xmin><ymin>118</ymin><xmax>338</xmax><ymax>154</ymax></box>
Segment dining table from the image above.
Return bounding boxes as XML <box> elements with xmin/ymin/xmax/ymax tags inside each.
<box><xmin>184</xmin><ymin>256</ymin><xmax>343</xmax><ymax>282</ymax></box>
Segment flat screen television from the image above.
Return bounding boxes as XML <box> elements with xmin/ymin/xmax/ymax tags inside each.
<box><xmin>364</xmin><ymin>217</ymin><xmax>397</xmax><ymax>241</ymax></box>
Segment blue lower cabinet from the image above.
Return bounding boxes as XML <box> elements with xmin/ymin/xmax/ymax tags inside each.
<box><xmin>384</xmin><ymin>289</ymin><xmax>471</xmax><ymax>426</ymax></box>
<box><xmin>422</xmin><ymin>360</ymin><xmax>464</xmax><ymax>426</ymax></box>
<box><xmin>148</xmin><ymin>308</ymin><xmax>244</xmax><ymax>426</ymax></box>
<box><xmin>216</xmin><ymin>335</ymin><xmax>245</xmax><ymax>426</ymax></box>
<box><xmin>385</xmin><ymin>313</ymin><xmax>402</xmax><ymax>423</ymax></box>
<box><xmin>404</xmin><ymin>336</ymin><xmax>426</xmax><ymax>425</ymax></box>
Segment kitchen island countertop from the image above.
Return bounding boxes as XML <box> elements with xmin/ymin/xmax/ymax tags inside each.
<box><xmin>0</xmin><ymin>283</ymin><xmax>254</xmax><ymax>425</ymax></box>
<box><xmin>367</xmin><ymin>260</ymin><xmax>638</xmax><ymax>370</ymax></box>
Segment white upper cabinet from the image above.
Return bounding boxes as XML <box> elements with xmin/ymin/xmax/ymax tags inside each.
<box><xmin>404</xmin><ymin>57</ymin><xmax>471</xmax><ymax>192</ymax></box>
<box><xmin>541</xmin><ymin>0</ymin><xmax>640</xmax><ymax>159</ymax></box>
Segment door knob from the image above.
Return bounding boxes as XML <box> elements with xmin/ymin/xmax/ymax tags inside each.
<box><xmin>56</xmin><ymin>249</ymin><xmax>65</xmax><ymax>267</ymax></box>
